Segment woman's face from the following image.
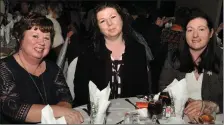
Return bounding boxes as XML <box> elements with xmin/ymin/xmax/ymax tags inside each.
<box><xmin>97</xmin><ymin>7</ymin><xmax>123</xmax><ymax>38</ymax></box>
<box><xmin>20</xmin><ymin>27</ymin><xmax>51</xmax><ymax>59</ymax></box>
<box><xmin>186</xmin><ymin>17</ymin><xmax>213</xmax><ymax>51</ymax></box>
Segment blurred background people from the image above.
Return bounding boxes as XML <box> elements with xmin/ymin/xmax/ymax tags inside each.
<box><xmin>45</xmin><ymin>2</ymin><xmax>64</xmax><ymax>62</ymax></box>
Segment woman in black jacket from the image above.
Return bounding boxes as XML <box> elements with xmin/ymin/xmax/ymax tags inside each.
<box><xmin>73</xmin><ymin>2</ymin><xmax>150</xmax><ymax>106</ymax></box>
<box><xmin>159</xmin><ymin>8</ymin><xmax>223</xmax><ymax>122</ymax></box>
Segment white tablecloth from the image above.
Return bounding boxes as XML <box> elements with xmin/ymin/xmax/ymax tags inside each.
<box><xmin>74</xmin><ymin>97</ymin><xmax>223</xmax><ymax>124</ymax></box>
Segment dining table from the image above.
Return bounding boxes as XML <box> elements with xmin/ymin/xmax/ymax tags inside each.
<box><xmin>74</xmin><ymin>97</ymin><xmax>223</xmax><ymax>124</ymax></box>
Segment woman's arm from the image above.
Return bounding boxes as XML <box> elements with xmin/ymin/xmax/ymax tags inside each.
<box><xmin>57</xmin><ymin>101</ymin><xmax>72</xmax><ymax>108</ymax></box>
<box><xmin>73</xmin><ymin>52</ymin><xmax>91</xmax><ymax>107</ymax></box>
<box><xmin>213</xmin><ymin>53</ymin><xmax>223</xmax><ymax>113</ymax></box>
<box><xmin>25</xmin><ymin>104</ymin><xmax>77</xmax><ymax>122</ymax></box>
<box><xmin>217</xmin><ymin>54</ymin><xmax>223</xmax><ymax>113</ymax></box>
<box><xmin>0</xmin><ymin>62</ymin><xmax>82</xmax><ymax>123</ymax></box>
<box><xmin>54</xmin><ymin>67</ymin><xmax>73</xmax><ymax>105</ymax></box>
<box><xmin>0</xmin><ymin>75</ymin><xmax>82</xmax><ymax>123</ymax></box>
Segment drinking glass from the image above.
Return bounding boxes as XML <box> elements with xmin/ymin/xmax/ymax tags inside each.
<box><xmin>123</xmin><ymin>112</ymin><xmax>139</xmax><ymax>124</ymax></box>
<box><xmin>148</xmin><ymin>100</ymin><xmax>163</xmax><ymax>124</ymax></box>
<box><xmin>89</xmin><ymin>102</ymin><xmax>98</xmax><ymax>124</ymax></box>
<box><xmin>198</xmin><ymin>102</ymin><xmax>217</xmax><ymax>124</ymax></box>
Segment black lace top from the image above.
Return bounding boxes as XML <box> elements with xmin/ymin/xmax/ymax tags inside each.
<box><xmin>0</xmin><ymin>56</ymin><xmax>72</xmax><ymax>124</ymax></box>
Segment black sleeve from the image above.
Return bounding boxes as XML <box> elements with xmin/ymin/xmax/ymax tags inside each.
<box><xmin>139</xmin><ymin>48</ymin><xmax>151</xmax><ymax>95</ymax></box>
<box><xmin>132</xmin><ymin>44</ymin><xmax>150</xmax><ymax>96</ymax></box>
<box><xmin>73</xmin><ymin>52</ymin><xmax>91</xmax><ymax>107</ymax></box>
<box><xmin>0</xmin><ymin>61</ymin><xmax>32</xmax><ymax>123</ymax></box>
<box><xmin>158</xmin><ymin>57</ymin><xmax>177</xmax><ymax>91</ymax></box>
<box><xmin>216</xmin><ymin>58</ymin><xmax>223</xmax><ymax>113</ymax></box>
<box><xmin>212</xmin><ymin>54</ymin><xmax>223</xmax><ymax>113</ymax></box>
<box><xmin>54</xmin><ymin>67</ymin><xmax>73</xmax><ymax>104</ymax></box>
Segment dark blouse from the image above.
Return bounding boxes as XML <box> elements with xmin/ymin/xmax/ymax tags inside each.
<box><xmin>110</xmin><ymin>58</ymin><xmax>123</xmax><ymax>99</ymax></box>
<box><xmin>73</xmin><ymin>37</ymin><xmax>150</xmax><ymax>106</ymax></box>
<box><xmin>0</xmin><ymin>56</ymin><xmax>72</xmax><ymax>124</ymax></box>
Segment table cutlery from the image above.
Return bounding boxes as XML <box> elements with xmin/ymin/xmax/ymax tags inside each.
<box><xmin>156</xmin><ymin>119</ymin><xmax>160</xmax><ymax>124</ymax></box>
<box><xmin>82</xmin><ymin>108</ymin><xmax>90</xmax><ymax>116</ymax></box>
<box><xmin>115</xmin><ymin>120</ymin><xmax>124</xmax><ymax>124</ymax></box>
<box><xmin>125</xmin><ymin>98</ymin><xmax>138</xmax><ymax>109</ymax></box>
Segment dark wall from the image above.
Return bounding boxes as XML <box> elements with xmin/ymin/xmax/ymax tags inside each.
<box><xmin>160</xmin><ymin>1</ymin><xmax>176</xmax><ymax>17</ymax></box>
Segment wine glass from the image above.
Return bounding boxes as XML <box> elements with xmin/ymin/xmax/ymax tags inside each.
<box><xmin>159</xmin><ymin>92</ymin><xmax>171</xmax><ymax>106</ymax></box>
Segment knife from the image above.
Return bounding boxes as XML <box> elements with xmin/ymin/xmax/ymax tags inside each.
<box><xmin>156</xmin><ymin>119</ymin><xmax>160</xmax><ymax>124</ymax></box>
<box><xmin>125</xmin><ymin>98</ymin><xmax>138</xmax><ymax>109</ymax></box>
<box><xmin>116</xmin><ymin>120</ymin><xmax>124</xmax><ymax>124</ymax></box>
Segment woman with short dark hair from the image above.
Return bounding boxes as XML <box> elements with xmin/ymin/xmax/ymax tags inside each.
<box><xmin>73</xmin><ymin>2</ymin><xmax>150</xmax><ymax>106</ymax></box>
<box><xmin>159</xmin><ymin>8</ymin><xmax>223</xmax><ymax>122</ymax></box>
<box><xmin>0</xmin><ymin>13</ymin><xmax>83</xmax><ymax>124</ymax></box>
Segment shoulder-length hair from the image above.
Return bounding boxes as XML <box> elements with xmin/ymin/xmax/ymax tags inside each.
<box><xmin>90</xmin><ymin>2</ymin><xmax>133</xmax><ymax>53</ymax></box>
<box><xmin>12</xmin><ymin>12</ymin><xmax>54</xmax><ymax>51</ymax></box>
<box><xmin>172</xmin><ymin>8</ymin><xmax>222</xmax><ymax>74</ymax></box>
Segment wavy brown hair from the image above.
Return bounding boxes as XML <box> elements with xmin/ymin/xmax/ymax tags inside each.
<box><xmin>13</xmin><ymin>12</ymin><xmax>54</xmax><ymax>51</ymax></box>
<box><xmin>90</xmin><ymin>2</ymin><xmax>133</xmax><ymax>54</ymax></box>
<box><xmin>172</xmin><ymin>8</ymin><xmax>222</xmax><ymax>74</ymax></box>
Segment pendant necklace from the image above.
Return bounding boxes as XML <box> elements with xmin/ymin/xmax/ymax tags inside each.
<box><xmin>18</xmin><ymin>53</ymin><xmax>48</xmax><ymax>104</ymax></box>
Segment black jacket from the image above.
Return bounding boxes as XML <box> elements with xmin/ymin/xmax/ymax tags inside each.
<box><xmin>73</xmin><ymin>37</ymin><xmax>150</xmax><ymax>106</ymax></box>
<box><xmin>159</xmin><ymin>47</ymin><xmax>223</xmax><ymax>113</ymax></box>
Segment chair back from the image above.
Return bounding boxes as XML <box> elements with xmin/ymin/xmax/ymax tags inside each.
<box><xmin>66</xmin><ymin>57</ymin><xmax>78</xmax><ymax>99</ymax></box>
<box><xmin>56</xmin><ymin>37</ymin><xmax>69</xmax><ymax>68</ymax></box>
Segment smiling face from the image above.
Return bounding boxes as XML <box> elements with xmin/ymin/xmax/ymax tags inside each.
<box><xmin>20</xmin><ymin>27</ymin><xmax>51</xmax><ymax>59</ymax></box>
<box><xmin>96</xmin><ymin>7</ymin><xmax>123</xmax><ymax>39</ymax></box>
<box><xmin>186</xmin><ymin>17</ymin><xmax>214</xmax><ymax>51</ymax></box>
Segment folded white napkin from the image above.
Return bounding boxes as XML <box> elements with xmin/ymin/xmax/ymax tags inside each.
<box><xmin>163</xmin><ymin>78</ymin><xmax>189</xmax><ymax>117</ymax></box>
<box><xmin>41</xmin><ymin>105</ymin><xmax>67</xmax><ymax>124</ymax></box>
<box><xmin>137</xmin><ymin>108</ymin><xmax>149</xmax><ymax>117</ymax></box>
<box><xmin>89</xmin><ymin>81</ymin><xmax>111</xmax><ymax>124</ymax></box>
<box><xmin>153</xmin><ymin>92</ymin><xmax>160</xmax><ymax>102</ymax></box>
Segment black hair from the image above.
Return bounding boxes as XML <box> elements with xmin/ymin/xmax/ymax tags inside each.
<box><xmin>13</xmin><ymin>12</ymin><xmax>54</xmax><ymax>51</ymax></box>
<box><xmin>90</xmin><ymin>2</ymin><xmax>133</xmax><ymax>54</ymax></box>
<box><xmin>174</xmin><ymin>6</ymin><xmax>191</xmax><ymax>27</ymax></box>
<box><xmin>172</xmin><ymin>8</ymin><xmax>221</xmax><ymax>74</ymax></box>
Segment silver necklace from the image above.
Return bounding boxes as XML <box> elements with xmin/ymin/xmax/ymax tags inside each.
<box><xmin>18</xmin><ymin>53</ymin><xmax>48</xmax><ymax>104</ymax></box>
